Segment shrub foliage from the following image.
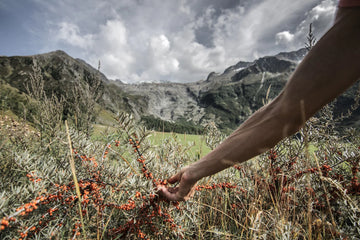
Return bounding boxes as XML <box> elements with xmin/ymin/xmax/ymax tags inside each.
<box><xmin>1</xmin><ymin>101</ymin><xmax>360</xmax><ymax>239</ymax></box>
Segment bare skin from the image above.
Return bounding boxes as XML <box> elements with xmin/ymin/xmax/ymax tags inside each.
<box><xmin>158</xmin><ymin>7</ymin><xmax>360</xmax><ymax>201</ymax></box>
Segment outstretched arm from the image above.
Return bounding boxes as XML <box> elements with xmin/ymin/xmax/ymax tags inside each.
<box><xmin>158</xmin><ymin>7</ymin><xmax>360</xmax><ymax>201</ymax></box>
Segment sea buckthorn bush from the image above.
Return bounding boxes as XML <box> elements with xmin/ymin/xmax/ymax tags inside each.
<box><xmin>0</xmin><ymin>113</ymin><xmax>185</xmax><ymax>239</ymax></box>
<box><xmin>1</xmin><ymin>103</ymin><xmax>360</xmax><ymax>239</ymax></box>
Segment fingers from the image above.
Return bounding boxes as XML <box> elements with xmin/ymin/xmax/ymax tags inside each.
<box><xmin>167</xmin><ymin>170</ymin><xmax>183</xmax><ymax>184</ymax></box>
<box><xmin>157</xmin><ymin>178</ymin><xmax>196</xmax><ymax>201</ymax></box>
<box><xmin>158</xmin><ymin>167</ymin><xmax>197</xmax><ymax>201</ymax></box>
<box><xmin>157</xmin><ymin>171</ymin><xmax>183</xmax><ymax>201</ymax></box>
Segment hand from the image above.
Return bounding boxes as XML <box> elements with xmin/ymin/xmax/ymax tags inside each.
<box><xmin>157</xmin><ymin>167</ymin><xmax>198</xmax><ymax>201</ymax></box>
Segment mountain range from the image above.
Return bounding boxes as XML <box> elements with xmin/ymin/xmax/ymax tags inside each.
<box><xmin>1</xmin><ymin>49</ymin><xmax>359</xmax><ymax>132</ymax></box>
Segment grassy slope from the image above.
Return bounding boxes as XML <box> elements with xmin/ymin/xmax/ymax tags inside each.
<box><xmin>149</xmin><ymin>131</ymin><xmax>212</xmax><ymax>159</ymax></box>
<box><xmin>93</xmin><ymin>122</ymin><xmax>211</xmax><ymax>159</ymax></box>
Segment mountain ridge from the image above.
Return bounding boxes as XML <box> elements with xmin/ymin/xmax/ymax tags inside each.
<box><xmin>1</xmin><ymin>48</ymin><xmax>359</xmax><ymax>132</ymax></box>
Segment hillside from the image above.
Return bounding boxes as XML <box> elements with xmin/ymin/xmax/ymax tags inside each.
<box><xmin>0</xmin><ymin>51</ymin><xmax>144</xmax><ymax>127</ymax></box>
<box><xmin>1</xmin><ymin>49</ymin><xmax>359</xmax><ymax>132</ymax></box>
<box><xmin>111</xmin><ymin>49</ymin><xmax>306</xmax><ymax>130</ymax></box>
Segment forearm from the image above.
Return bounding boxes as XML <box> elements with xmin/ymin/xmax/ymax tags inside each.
<box><xmin>189</xmin><ymin>94</ymin><xmax>299</xmax><ymax>180</ymax></box>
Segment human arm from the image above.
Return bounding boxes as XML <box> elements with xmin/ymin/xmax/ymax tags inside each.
<box><xmin>158</xmin><ymin>7</ymin><xmax>360</xmax><ymax>201</ymax></box>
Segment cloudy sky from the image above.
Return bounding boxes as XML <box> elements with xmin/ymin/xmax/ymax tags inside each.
<box><xmin>0</xmin><ymin>0</ymin><xmax>337</xmax><ymax>83</ymax></box>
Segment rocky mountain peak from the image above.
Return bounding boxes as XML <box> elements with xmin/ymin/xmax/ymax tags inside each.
<box><xmin>2</xmin><ymin>47</ymin><xmax>358</xmax><ymax>131</ymax></box>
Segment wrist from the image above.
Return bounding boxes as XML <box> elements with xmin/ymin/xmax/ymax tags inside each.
<box><xmin>189</xmin><ymin>150</ymin><xmax>234</xmax><ymax>181</ymax></box>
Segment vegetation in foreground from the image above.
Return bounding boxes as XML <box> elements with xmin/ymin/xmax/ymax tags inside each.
<box><xmin>1</xmin><ymin>99</ymin><xmax>360</xmax><ymax>239</ymax></box>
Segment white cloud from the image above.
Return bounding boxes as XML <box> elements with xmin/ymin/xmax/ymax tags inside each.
<box><xmin>99</xmin><ymin>20</ymin><xmax>128</xmax><ymax>47</ymax></box>
<box><xmin>56</xmin><ymin>22</ymin><xmax>93</xmax><ymax>48</ymax></box>
<box><xmin>87</xmin><ymin>19</ymin><xmax>135</xmax><ymax>80</ymax></box>
<box><xmin>276</xmin><ymin>31</ymin><xmax>295</xmax><ymax>45</ymax></box>
<box><xmin>273</xmin><ymin>0</ymin><xmax>336</xmax><ymax>50</ymax></box>
<box><xmin>310</xmin><ymin>0</ymin><xmax>336</xmax><ymax>20</ymax></box>
<box><xmin>211</xmin><ymin>0</ymin><xmax>320</xmax><ymax>61</ymax></box>
<box><xmin>150</xmin><ymin>35</ymin><xmax>170</xmax><ymax>55</ymax></box>
<box><xmin>148</xmin><ymin>34</ymin><xmax>179</xmax><ymax>76</ymax></box>
<box><xmin>42</xmin><ymin>0</ymin><xmax>338</xmax><ymax>83</ymax></box>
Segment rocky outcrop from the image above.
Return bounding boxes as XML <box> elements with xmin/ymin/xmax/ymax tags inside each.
<box><xmin>111</xmin><ymin>48</ymin><xmax>304</xmax><ymax>130</ymax></box>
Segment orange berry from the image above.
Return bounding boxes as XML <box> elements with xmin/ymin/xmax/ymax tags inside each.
<box><xmin>135</xmin><ymin>192</ymin><xmax>141</xmax><ymax>198</ymax></box>
<box><xmin>1</xmin><ymin>219</ymin><xmax>9</xmax><ymax>227</ymax></box>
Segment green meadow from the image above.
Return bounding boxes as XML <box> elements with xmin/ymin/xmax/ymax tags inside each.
<box><xmin>148</xmin><ymin>131</ymin><xmax>212</xmax><ymax>158</ymax></box>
